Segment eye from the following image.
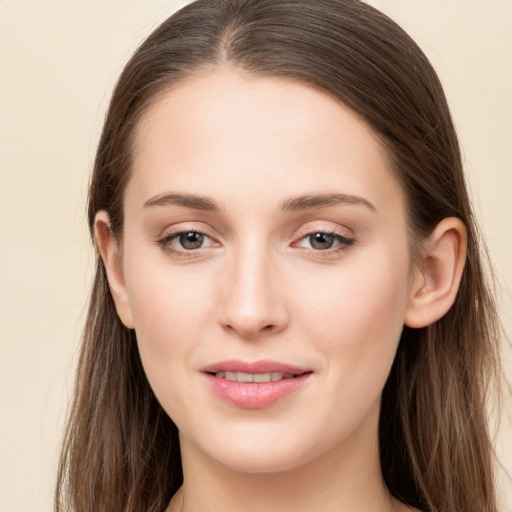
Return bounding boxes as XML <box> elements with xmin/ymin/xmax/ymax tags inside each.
<box><xmin>177</xmin><ymin>231</ymin><xmax>206</xmax><ymax>250</ymax></box>
<box><xmin>157</xmin><ymin>229</ymin><xmax>218</xmax><ymax>255</ymax></box>
<box><xmin>294</xmin><ymin>231</ymin><xmax>355</xmax><ymax>252</ymax></box>
<box><xmin>308</xmin><ymin>232</ymin><xmax>337</xmax><ymax>250</ymax></box>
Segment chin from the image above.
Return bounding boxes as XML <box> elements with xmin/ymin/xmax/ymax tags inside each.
<box><xmin>181</xmin><ymin>421</ymin><xmax>332</xmax><ymax>475</ymax></box>
<box><xmin>210</xmin><ymin>445</ymin><xmax>315</xmax><ymax>474</ymax></box>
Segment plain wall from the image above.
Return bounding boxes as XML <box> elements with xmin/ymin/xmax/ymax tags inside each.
<box><xmin>0</xmin><ymin>1</ymin><xmax>510</xmax><ymax>510</ymax></box>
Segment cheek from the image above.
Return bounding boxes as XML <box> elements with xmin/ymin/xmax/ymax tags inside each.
<box><xmin>123</xmin><ymin>255</ymin><xmax>215</xmax><ymax>369</ymax></box>
<box><xmin>122</xmin><ymin>262</ymin><xmax>218</xmax><ymax>424</ymax></box>
<box><xmin>289</xmin><ymin>255</ymin><xmax>411</xmax><ymax>445</ymax></box>
<box><xmin>299</xmin><ymin>248</ymin><xmax>411</xmax><ymax>381</ymax></box>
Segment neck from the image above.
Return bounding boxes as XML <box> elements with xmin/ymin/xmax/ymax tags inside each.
<box><xmin>169</xmin><ymin>407</ymin><xmax>402</xmax><ymax>512</ymax></box>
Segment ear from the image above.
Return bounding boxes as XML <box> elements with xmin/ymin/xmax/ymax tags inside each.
<box><xmin>94</xmin><ymin>211</ymin><xmax>135</xmax><ymax>329</ymax></box>
<box><xmin>404</xmin><ymin>217</ymin><xmax>467</xmax><ymax>328</ymax></box>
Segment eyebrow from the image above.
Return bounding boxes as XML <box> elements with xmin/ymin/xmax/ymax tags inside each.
<box><xmin>281</xmin><ymin>193</ymin><xmax>376</xmax><ymax>212</ymax></box>
<box><xmin>142</xmin><ymin>191</ymin><xmax>376</xmax><ymax>214</ymax></box>
<box><xmin>143</xmin><ymin>192</ymin><xmax>221</xmax><ymax>212</ymax></box>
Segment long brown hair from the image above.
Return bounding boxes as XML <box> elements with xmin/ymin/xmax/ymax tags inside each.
<box><xmin>55</xmin><ymin>1</ymin><xmax>502</xmax><ymax>511</ymax></box>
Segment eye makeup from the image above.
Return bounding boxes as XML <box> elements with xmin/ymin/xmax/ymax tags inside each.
<box><xmin>154</xmin><ymin>222</ymin><xmax>356</xmax><ymax>262</ymax></box>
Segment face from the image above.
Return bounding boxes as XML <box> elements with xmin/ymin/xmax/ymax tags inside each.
<box><xmin>111</xmin><ymin>68</ymin><xmax>419</xmax><ymax>474</ymax></box>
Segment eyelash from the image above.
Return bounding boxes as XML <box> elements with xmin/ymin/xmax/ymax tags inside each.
<box><xmin>155</xmin><ymin>228</ymin><xmax>355</xmax><ymax>259</ymax></box>
<box><xmin>292</xmin><ymin>230</ymin><xmax>355</xmax><ymax>256</ymax></box>
<box><xmin>156</xmin><ymin>228</ymin><xmax>217</xmax><ymax>258</ymax></box>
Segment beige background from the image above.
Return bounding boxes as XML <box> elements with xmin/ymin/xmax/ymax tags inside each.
<box><xmin>0</xmin><ymin>1</ymin><xmax>510</xmax><ymax>510</ymax></box>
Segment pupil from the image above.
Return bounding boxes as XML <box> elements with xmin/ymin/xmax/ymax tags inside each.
<box><xmin>180</xmin><ymin>232</ymin><xmax>204</xmax><ymax>249</ymax></box>
<box><xmin>310</xmin><ymin>233</ymin><xmax>334</xmax><ymax>250</ymax></box>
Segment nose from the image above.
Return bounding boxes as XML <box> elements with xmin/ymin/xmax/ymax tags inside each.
<box><xmin>218</xmin><ymin>244</ymin><xmax>289</xmax><ymax>339</ymax></box>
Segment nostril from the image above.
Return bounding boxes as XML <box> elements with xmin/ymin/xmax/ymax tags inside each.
<box><xmin>222</xmin><ymin>321</ymin><xmax>278</xmax><ymax>338</ymax></box>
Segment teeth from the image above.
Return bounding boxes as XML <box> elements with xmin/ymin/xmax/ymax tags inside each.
<box><xmin>214</xmin><ymin>371</ymin><xmax>290</xmax><ymax>382</ymax></box>
<box><xmin>253</xmin><ymin>373</ymin><xmax>272</xmax><ymax>383</ymax></box>
<box><xmin>237</xmin><ymin>372</ymin><xmax>253</xmax><ymax>383</ymax></box>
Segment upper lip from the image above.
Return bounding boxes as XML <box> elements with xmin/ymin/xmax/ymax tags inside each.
<box><xmin>201</xmin><ymin>359</ymin><xmax>310</xmax><ymax>375</ymax></box>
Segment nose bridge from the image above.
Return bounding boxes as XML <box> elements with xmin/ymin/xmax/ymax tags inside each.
<box><xmin>220</xmin><ymin>234</ymin><xmax>287</xmax><ymax>338</ymax></box>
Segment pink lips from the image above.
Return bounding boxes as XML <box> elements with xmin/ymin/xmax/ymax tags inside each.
<box><xmin>202</xmin><ymin>360</ymin><xmax>312</xmax><ymax>409</ymax></box>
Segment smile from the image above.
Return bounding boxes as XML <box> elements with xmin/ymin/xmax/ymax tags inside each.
<box><xmin>202</xmin><ymin>360</ymin><xmax>312</xmax><ymax>409</ymax></box>
<box><xmin>213</xmin><ymin>371</ymin><xmax>297</xmax><ymax>383</ymax></box>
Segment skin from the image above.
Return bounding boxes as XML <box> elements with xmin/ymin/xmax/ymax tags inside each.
<box><xmin>96</xmin><ymin>67</ymin><xmax>467</xmax><ymax>512</ymax></box>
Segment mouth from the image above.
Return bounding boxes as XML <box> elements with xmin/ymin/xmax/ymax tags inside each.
<box><xmin>201</xmin><ymin>359</ymin><xmax>311</xmax><ymax>380</ymax></box>
<box><xmin>202</xmin><ymin>360</ymin><xmax>312</xmax><ymax>409</ymax></box>
<box><xmin>211</xmin><ymin>371</ymin><xmax>301</xmax><ymax>383</ymax></box>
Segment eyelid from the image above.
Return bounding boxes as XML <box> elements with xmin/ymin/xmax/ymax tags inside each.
<box><xmin>154</xmin><ymin>221</ymin><xmax>355</xmax><ymax>258</ymax></box>
<box><xmin>157</xmin><ymin>220</ymin><xmax>221</xmax><ymax>240</ymax></box>
<box><xmin>155</xmin><ymin>223</ymin><xmax>221</xmax><ymax>257</ymax></box>
<box><xmin>293</xmin><ymin>221</ymin><xmax>354</xmax><ymax>240</ymax></box>
<box><xmin>291</xmin><ymin>221</ymin><xmax>356</xmax><ymax>254</ymax></box>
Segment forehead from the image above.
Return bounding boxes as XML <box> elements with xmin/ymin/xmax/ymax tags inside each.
<box><xmin>128</xmin><ymin>67</ymin><xmax>404</xmax><ymax>215</ymax></box>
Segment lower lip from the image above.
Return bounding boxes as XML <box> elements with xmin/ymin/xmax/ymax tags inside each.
<box><xmin>205</xmin><ymin>373</ymin><xmax>311</xmax><ymax>409</ymax></box>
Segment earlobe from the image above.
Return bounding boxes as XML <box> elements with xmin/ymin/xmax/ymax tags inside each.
<box><xmin>94</xmin><ymin>211</ymin><xmax>135</xmax><ymax>329</ymax></box>
<box><xmin>404</xmin><ymin>217</ymin><xmax>467</xmax><ymax>329</ymax></box>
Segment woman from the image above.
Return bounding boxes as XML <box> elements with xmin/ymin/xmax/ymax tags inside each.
<box><xmin>55</xmin><ymin>1</ymin><xmax>502</xmax><ymax>511</ymax></box>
